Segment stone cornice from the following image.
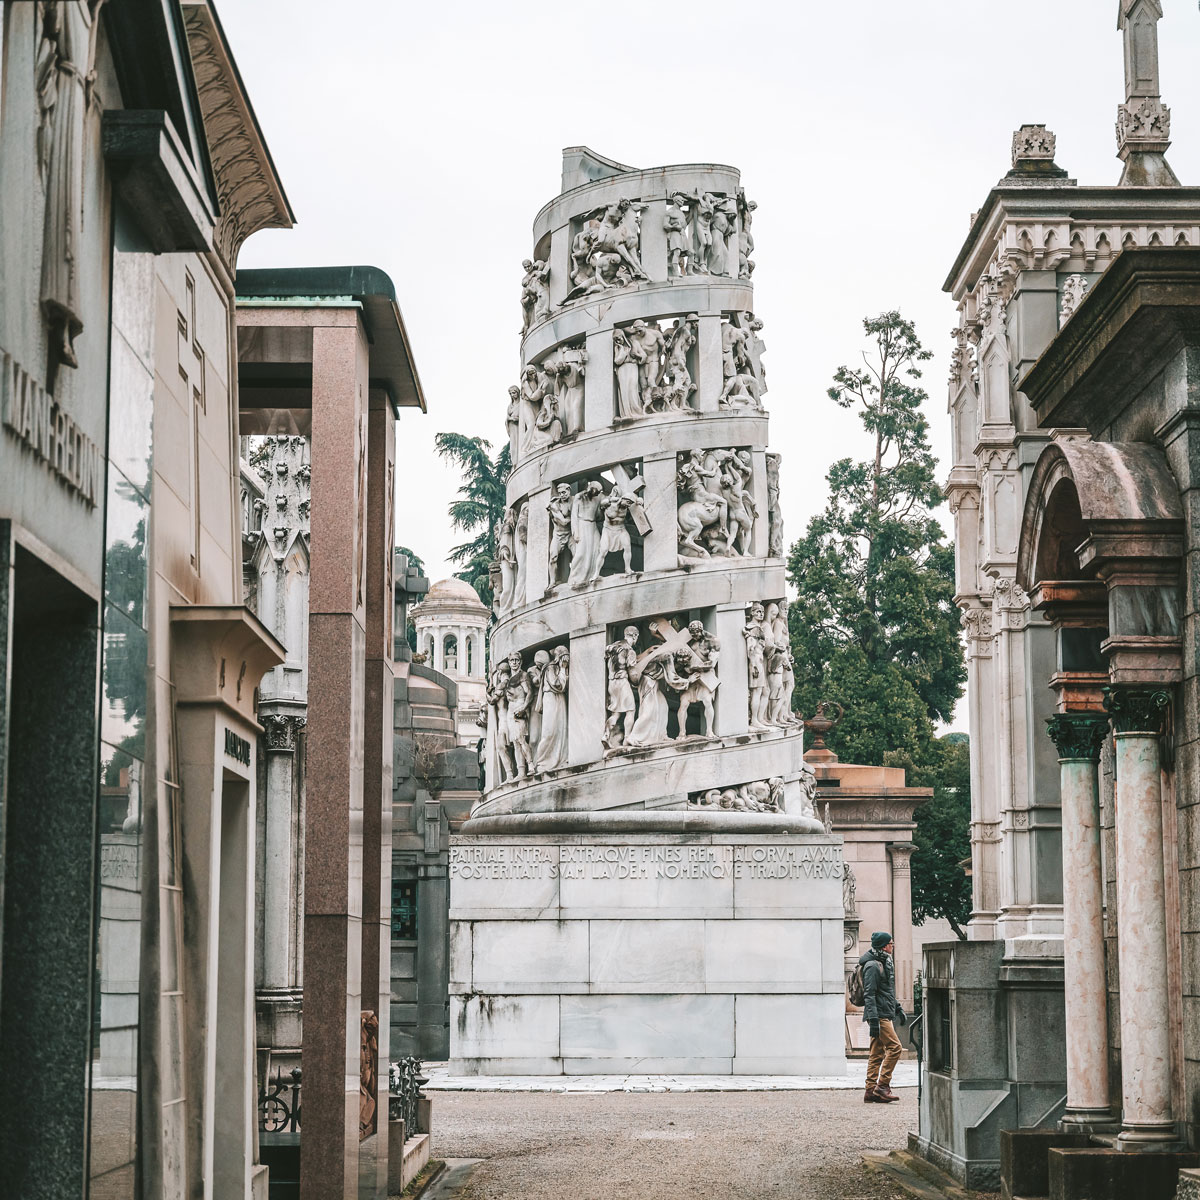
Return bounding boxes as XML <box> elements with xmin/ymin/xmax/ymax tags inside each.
<box><xmin>181</xmin><ymin>3</ymin><xmax>294</xmax><ymax>271</ymax></box>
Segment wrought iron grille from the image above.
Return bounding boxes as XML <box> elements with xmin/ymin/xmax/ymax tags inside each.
<box><xmin>388</xmin><ymin>1057</ymin><xmax>428</xmax><ymax>1132</ymax></box>
<box><xmin>259</xmin><ymin>1067</ymin><xmax>302</xmax><ymax>1132</ymax></box>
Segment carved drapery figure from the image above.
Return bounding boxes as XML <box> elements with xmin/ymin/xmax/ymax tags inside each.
<box><xmin>763</xmin><ymin>602</ymin><xmax>788</xmax><ymax>725</ymax></box>
<box><xmin>38</xmin><ymin>0</ymin><xmax>102</xmax><ymax>375</ymax></box>
<box><xmin>797</xmin><ymin>761</ymin><xmax>817</xmax><ymax>817</ymax></box>
<box><xmin>519</xmin><ymin>365</ymin><xmax>562</xmax><ymax>454</ymax></box>
<box><xmin>709</xmin><ymin>197</ymin><xmax>736</xmax><ymax>276</ymax></box>
<box><xmin>613</xmin><ymin>329</ymin><xmax>643</xmax><ymax>419</ymax></box>
<box><xmin>689</xmin><ymin>191</ymin><xmax>717</xmax><ymax>274</ymax></box>
<box><xmin>567</xmin><ymin>482</ymin><xmax>604</xmax><ymax>589</ymax></box>
<box><xmin>547</xmin><ymin>484</ymin><xmax>574</xmax><ymax>584</ymax></box>
<box><xmin>556</xmin><ymin>346</ymin><xmax>587</xmax><ymax>435</ymax></box>
<box><xmin>528</xmin><ymin>650</ymin><xmax>550</xmax><ymax>751</ymax></box>
<box><xmin>738</xmin><ymin>194</ymin><xmax>757</xmax><ymax>278</ymax></box>
<box><xmin>744</xmin><ymin>602</ymin><xmax>770</xmax><ymax>730</ymax></box>
<box><xmin>506</xmin><ymin>385</ymin><xmax>521</xmax><ymax>454</ymax></box>
<box><xmin>514</xmin><ymin>502</ymin><xmax>528</xmax><ymax>606</ymax></box>
<box><xmin>502</xmin><ymin>651</ymin><xmax>534</xmax><ymax>779</ymax></box>
<box><xmin>765</xmin><ymin>453</ymin><xmax>783</xmax><ymax>556</ymax></box>
<box><xmin>624</xmin><ymin>620</ymin><xmax>693</xmax><ymax>749</ymax></box>
<box><xmin>626</xmin><ymin>320</ymin><xmax>666</xmax><ymax>408</ymax></box>
<box><xmin>536</xmin><ymin>646</ymin><xmax>570</xmax><ymax>772</ymax></box>
<box><xmin>496</xmin><ymin>506</ymin><xmax>517</xmax><ymax>611</ymax></box>
<box><xmin>719</xmin><ymin>318</ymin><xmax>759</xmax><ymax>408</ymax></box>
<box><xmin>603</xmin><ymin>626</ymin><xmax>640</xmax><ymax>750</ymax></box>
<box><xmin>487</xmin><ymin>660</ymin><xmax>514</xmax><ymax>782</ymax></box>
<box><xmin>520</xmin><ymin>258</ymin><xmax>551</xmax><ymax>333</ymax></box>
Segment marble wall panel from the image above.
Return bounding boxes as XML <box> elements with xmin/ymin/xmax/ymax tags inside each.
<box><xmin>559</xmin><ymin>993</ymin><xmax>734</xmax><ymax>1058</ymax></box>
<box><xmin>588</xmin><ymin>919</ymin><xmax>705</xmax><ymax>992</ymax></box>
<box><xmin>704</xmin><ymin>919</ymin><xmax>823</xmax><ymax>992</ymax></box>
<box><xmin>452</xmin><ymin>994</ymin><xmax>561</xmax><ymax>1058</ymax></box>
<box><xmin>468</xmin><ymin>921</ymin><xmax>589</xmax><ymax>993</ymax></box>
<box><xmin>733</xmin><ymin>993</ymin><xmax>847</xmax><ymax>1075</ymax></box>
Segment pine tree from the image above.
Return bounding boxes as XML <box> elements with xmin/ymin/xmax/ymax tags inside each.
<box><xmin>434</xmin><ymin>432</ymin><xmax>511</xmax><ymax>610</ymax></box>
<box><xmin>786</xmin><ymin>311</ymin><xmax>964</xmax><ymax>766</ymax></box>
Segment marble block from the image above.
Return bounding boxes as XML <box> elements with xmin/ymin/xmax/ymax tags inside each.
<box><xmin>449</xmin><ymin>831</ymin><xmax>848</xmax><ymax>1074</ymax></box>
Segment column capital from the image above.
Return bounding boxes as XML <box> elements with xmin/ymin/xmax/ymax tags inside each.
<box><xmin>1045</xmin><ymin>712</ymin><xmax>1109</xmax><ymax>761</ymax></box>
<box><xmin>1102</xmin><ymin>686</ymin><xmax>1170</xmax><ymax>735</ymax></box>
<box><xmin>262</xmin><ymin>713</ymin><xmax>307</xmax><ymax>752</ymax></box>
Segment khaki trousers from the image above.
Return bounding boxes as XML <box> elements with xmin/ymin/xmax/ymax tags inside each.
<box><xmin>866</xmin><ymin>1019</ymin><xmax>902</xmax><ymax>1090</ymax></box>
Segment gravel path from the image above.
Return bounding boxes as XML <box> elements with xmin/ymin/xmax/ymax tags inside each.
<box><xmin>428</xmin><ymin>1087</ymin><xmax>917</xmax><ymax>1199</ymax></box>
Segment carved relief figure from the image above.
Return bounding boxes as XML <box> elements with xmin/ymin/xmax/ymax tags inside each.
<box><xmin>567</xmin><ymin>482</ymin><xmax>605</xmax><ymax>589</ymax></box>
<box><xmin>709</xmin><ymin>197</ymin><xmax>735</xmax><ymax>276</ymax></box>
<box><xmin>557</xmin><ymin>346</ymin><xmax>587</xmax><ymax>435</ymax></box>
<box><xmin>527</xmin><ymin>649</ymin><xmax>550</xmax><ymax>751</ymax></box>
<box><xmin>520</xmin><ymin>258</ymin><xmax>550</xmax><ymax>333</ymax></box>
<box><xmin>514</xmin><ymin>502</ymin><xmax>528</xmax><ymax>607</ymax></box>
<box><xmin>626</xmin><ymin>320</ymin><xmax>666</xmax><ymax>407</ymax></box>
<box><xmin>598</xmin><ymin>492</ymin><xmax>635</xmax><ymax>576</ymax></box>
<box><xmin>603</xmin><ymin>626</ymin><xmax>640</xmax><ymax>749</ymax></box>
<box><xmin>720</xmin><ymin>450</ymin><xmax>757</xmax><ymax>556</ymax></box>
<box><xmin>744</xmin><ymin>602</ymin><xmax>770</xmax><ymax>730</ymax></box>
<box><xmin>38</xmin><ymin>0</ymin><xmax>101</xmax><ymax>375</ymax></box>
<box><xmin>690</xmin><ymin>776</ymin><xmax>784</xmax><ymax>813</ymax></box>
<box><xmin>496</xmin><ymin>506</ymin><xmax>517</xmax><ymax>612</ymax></box>
<box><xmin>506</xmin><ymin>385</ymin><xmax>521</xmax><ymax>458</ymax></box>
<box><xmin>547</xmin><ymin>484</ymin><xmax>574</xmax><ymax>584</ymax></box>
<box><xmin>719</xmin><ymin>319</ymin><xmax>757</xmax><ymax>407</ymax></box>
<box><xmin>487</xmin><ymin>660</ymin><xmax>514</xmax><ymax>782</ymax></box>
<box><xmin>613</xmin><ymin>329</ymin><xmax>644</xmax><ymax>419</ymax></box>
<box><xmin>765</xmin><ymin>453</ymin><xmax>783</xmax><ymax>556</ymax></box>
<box><xmin>764</xmin><ymin>602</ymin><xmax>788</xmax><ymax>725</ymax></box>
<box><xmin>738</xmin><ymin>195</ymin><xmax>757</xmax><ymax>278</ymax></box>
<box><xmin>664</xmin><ymin>193</ymin><xmax>690</xmax><ymax>277</ymax></box>
<box><xmin>689</xmin><ymin>192</ymin><xmax>717</xmax><ymax>274</ymax></box>
<box><xmin>503</xmin><ymin>651</ymin><xmax>535</xmax><ymax>779</ymax></box>
<box><xmin>677</xmin><ymin>449</ymin><xmax>729</xmax><ymax>557</ymax></box>
<box><xmin>660</xmin><ymin>315</ymin><xmax>698</xmax><ymax>410</ymax></box>
<box><xmin>676</xmin><ymin>621</ymin><xmax>720</xmax><ymax>737</ymax></box>
<box><xmin>536</xmin><ymin>646</ymin><xmax>570</xmax><ymax>772</ymax></box>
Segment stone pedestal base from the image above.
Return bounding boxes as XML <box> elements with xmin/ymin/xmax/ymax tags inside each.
<box><xmin>448</xmin><ymin>827</ymin><xmax>848</xmax><ymax>1075</ymax></box>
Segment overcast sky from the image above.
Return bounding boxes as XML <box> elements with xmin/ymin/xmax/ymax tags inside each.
<box><xmin>223</xmin><ymin>0</ymin><xmax>1200</xmax><ymax>728</ymax></box>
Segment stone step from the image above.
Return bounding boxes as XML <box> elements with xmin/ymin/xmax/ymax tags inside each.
<box><xmin>1048</xmin><ymin>1147</ymin><xmax>1199</xmax><ymax>1200</ymax></box>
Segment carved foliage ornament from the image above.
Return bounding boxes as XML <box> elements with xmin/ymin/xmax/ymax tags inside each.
<box><xmin>261</xmin><ymin>713</ymin><xmax>306</xmax><ymax>752</ymax></box>
<box><xmin>1011</xmin><ymin>124</ymin><xmax>1056</xmax><ymax>164</ymax></box>
<box><xmin>1102</xmin><ymin>687</ymin><xmax>1171</xmax><ymax>736</ymax></box>
<box><xmin>1045</xmin><ymin>712</ymin><xmax>1108</xmax><ymax>762</ymax></box>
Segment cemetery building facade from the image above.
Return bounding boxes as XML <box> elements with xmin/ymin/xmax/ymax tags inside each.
<box><xmin>0</xmin><ymin>2</ymin><xmax>293</xmax><ymax>1197</ymax></box>
<box><xmin>922</xmin><ymin>3</ymin><xmax>1200</xmax><ymax>1193</ymax></box>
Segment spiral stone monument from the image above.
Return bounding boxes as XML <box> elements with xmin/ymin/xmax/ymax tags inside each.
<box><xmin>448</xmin><ymin>148</ymin><xmax>847</xmax><ymax>1075</ymax></box>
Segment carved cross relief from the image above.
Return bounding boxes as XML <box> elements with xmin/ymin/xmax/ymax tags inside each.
<box><xmin>178</xmin><ymin>271</ymin><xmax>207</xmax><ymax>570</ymax></box>
<box><xmin>610</xmin><ymin>462</ymin><xmax>651</xmax><ymax>535</ymax></box>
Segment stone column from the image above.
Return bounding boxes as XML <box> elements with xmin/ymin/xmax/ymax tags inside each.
<box><xmin>568</xmin><ymin>628</ymin><xmax>605</xmax><ymax>767</ymax></box>
<box><xmin>584</xmin><ymin>328</ymin><xmax>614</xmax><ymax>432</ymax></box>
<box><xmin>1105</xmin><ymin>686</ymin><xmax>1176</xmax><ymax>1146</ymax></box>
<box><xmin>526</xmin><ymin>487</ymin><xmax>551</xmax><ymax>598</ymax></box>
<box><xmin>695</xmin><ymin>313</ymin><xmax>722</xmax><ymax>412</ymax></box>
<box><xmin>1046</xmin><ymin>712</ymin><xmax>1113</xmax><ymax>1129</ymax></box>
<box><xmin>715</xmin><ymin>603</ymin><xmax>749</xmax><ymax>737</ymax></box>
<box><xmin>260</xmin><ymin>713</ymin><xmax>305</xmax><ymax>989</ymax></box>
<box><xmin>641</xmin><ymin>453</ymin><xmax>678</xmax><ymax>573</ymax></box>
<box><xmin>887</xmin><ymin>843</ymin><xmax>915</xmax><ymax>1011</ymax></box>
<box><xmin>638</xmin><ymin>199</ymin><xmax>668</xmax><ymax>283</ymax></box>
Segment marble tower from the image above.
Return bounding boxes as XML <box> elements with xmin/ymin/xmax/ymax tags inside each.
<box><xmin>449</xmin><ymin>149</ymin><xmax>847</xmax><ymax>1076</ymax></box>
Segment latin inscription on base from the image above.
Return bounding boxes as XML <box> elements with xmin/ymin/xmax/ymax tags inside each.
<box><xmin>450</xmin><ymin>843</ymin><xmax>843</xmax><ymax>881</ymax></box>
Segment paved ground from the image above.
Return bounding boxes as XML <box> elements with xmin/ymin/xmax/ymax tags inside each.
<box><xmin>426</xmin><ymin>1087</ymin><xmax>917</xmax><ymax>1199</ymax></box>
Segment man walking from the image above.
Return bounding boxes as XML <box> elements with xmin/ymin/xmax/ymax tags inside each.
<box><xmin>861</xmin><ymin>931</ymin><xmax>907</xmax><ymax>1103</ymax></box>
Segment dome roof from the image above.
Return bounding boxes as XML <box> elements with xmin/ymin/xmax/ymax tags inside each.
<box><xmin>414</xmin><ymin>576</ymin><xmax>489</xmax><ymax>620</ymax></box>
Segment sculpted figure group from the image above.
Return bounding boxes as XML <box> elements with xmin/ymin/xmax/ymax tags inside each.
<box><xmin>743</xmin><ymin>600</ymin><xmax>798</xmax><ymax>732</ymax></box>
<box><xmin>566</xmin><ymin>199</ymin><xmax>649</xmax><ymax>300</ymax></box>
<box><xmin>493</xmin><ymin>500</ymin><xmax>529</xmax><ymax>615</ymax></box>
<box><xmin>603</xmin><ymin>619</ymin><xmax>721</xmax><ymax>752</ymax></box>
<box><xmin>613</xmin><ymin>315</ymin><xmax>698</xmax><ymax>418</ymax></box>
<box><xmin>663</xmin><ymin>190</ymin><xmax>756</xmax><ymax>280</ymax></box>
<box><xmin>514</xmin><ymin>343</ymin><xmax>587</xmax><ymax>459</ymax></box>
<box><xmin>488</xmin><ymin>645</ymin><xmax>571</xmax><ymax>782</ymax></box>
<box><xmin>547</xmin><ymin>471</ymin><xmax>646</xmax><ymax>590</ymax></box>
<box><xmin>719</xmin><ymin>312</ymin><xmax>767</xmax><ymax>409</ymax></box>
<box><xmin>690</xmin><ymin>777</ymin><xmax>785</xmax><ymax>813</ymax></box>
<box><xmin>677</xmin><ymin>448</ymin><xmax>757</xmax><ymax>559</ymax></box>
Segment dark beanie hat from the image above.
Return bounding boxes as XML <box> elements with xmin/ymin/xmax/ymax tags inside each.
<box><xmin>871</xmin><ymin>931</ymin><xmax>893</xmax><ymax>950</ymax></box>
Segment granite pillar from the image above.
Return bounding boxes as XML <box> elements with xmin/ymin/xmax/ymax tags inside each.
<box><xmin>359</xmin><ymin>391</ymin><xmax>396</xmax><ymax>1199</ymax></box>
<box><xmin>1046</xmin><ymin>712</ymin><xmax>1114</xmax><ymax>1129</ymax></box>
<box><xmin>1105</xmin><ymin>687</ymin><xmax>1176</xmax><ymax>1146</ymax></box>
<box><xmin>302</xmin><ymin>319</ymin><xmax>369</xmax><ymax>1200</ymax></box>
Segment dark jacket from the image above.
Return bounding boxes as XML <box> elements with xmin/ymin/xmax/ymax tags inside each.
<box><xmin>859</xmin><ymin>947</ymin><xmax>901</xmax><ymax>1023</ymax></box>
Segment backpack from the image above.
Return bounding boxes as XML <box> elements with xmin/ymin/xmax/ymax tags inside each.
<box><xmin>847</xmin><ymin>962</ymin><xmax>866</xmax><ymax>1008</ymax></box>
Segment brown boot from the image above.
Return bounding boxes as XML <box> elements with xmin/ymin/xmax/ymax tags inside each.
<box><xmin>872</xmin><ymin>1086</ymin><xmax>900</xmax><ymax>1103</ymax></box>
<box><xmin>863</xmin><ymin>1088</ymin><xmax>880</xmax><ymax>1103</ymax></box>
